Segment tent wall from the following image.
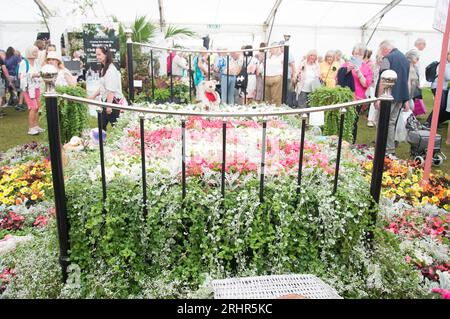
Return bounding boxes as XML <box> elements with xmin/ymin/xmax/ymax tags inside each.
<box><xmin>0</xmin><ymin>22</ymin><xmax>46</xmax><ymax>53</ymax></box>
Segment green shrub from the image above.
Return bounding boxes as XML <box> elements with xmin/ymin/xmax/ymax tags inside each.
<box><xmin>309</xmin><ymin>86</ymin><xmax>356</xmax><ymax>142</ymax></box>
<box><xmin>41</xmin><ymin>85</ymin><xmax>89</xmax><ymax>144</ymax></box>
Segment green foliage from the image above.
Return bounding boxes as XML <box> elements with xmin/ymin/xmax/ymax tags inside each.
<box><xmin>164</xmin><ymin>26</ymin><xmax>197</xmax><ymax>40</ymax></box>
<box><xmin>43</xmin><ymin>86</ymin><xmax>89</xmax><ymax>144</ymax></box>
<box><xmin>63</xmin><ymin>166</ymin><xmax>427</xmax><ymax>298</ymax></box>
<box><xmin>309</xmin><ymin>86</ymin><xmax>356</xmax><ymax>142</ymax></box>
<box><xmin>0</xmin><ymin>220</ymin><xmax>63</xmax><ymax>299</ymax></box>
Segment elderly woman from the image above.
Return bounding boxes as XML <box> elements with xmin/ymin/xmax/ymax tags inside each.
<box><xmin>340</xmin><ymin>43</ymin><xmax>373</xmax><ymax>143</ymax></box>
<box><xmin>404</xmin><ymin>49</ymin><xmax>422</xmax><ymax>115</ymax></box>
<box><xmin>296</xmin><ymin>49</ymin><xmax>320</xmax><ymax>108</ymax></box>
<box><xmin>320</xmin><ymin>50</ymin><xmax>340</xmax><ymax>88</ymax></box>
<box><xmin>19</xmin><ymin>46</ymin><xmax>43</xmax><ymax>135</ymax></box>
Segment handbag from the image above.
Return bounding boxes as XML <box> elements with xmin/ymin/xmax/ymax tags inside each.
<box><xmin>413</xmin><ymin>98</ymin><xmax>426</xmax><ymax>116</ymax></box>
<box><xmin>311</xmin><ymin>78</ymin><xmax>323</xmax><ymax>92</ymax></box>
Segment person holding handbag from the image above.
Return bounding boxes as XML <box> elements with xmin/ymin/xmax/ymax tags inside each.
<box><xmin>405</xmin><ymin>50</ymin><xmax>425</xmax><ymax>117</ymax></box>
<box><xmin>89</xmin><ymin>46</ymin><xmax>125</xmax><ymax>130</ymax></box>
<box><xmin>320</xmin><ymin>50</ymin><xmax>340</xmax><ymax>88</ymax></box>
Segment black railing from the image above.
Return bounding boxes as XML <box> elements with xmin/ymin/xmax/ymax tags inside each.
<box><xmin>41</xmin><ymin>55</ymin><xmax>396</xmax><ymax>283</ymax></box>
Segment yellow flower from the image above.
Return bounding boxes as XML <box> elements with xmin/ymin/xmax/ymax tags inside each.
<box><xmin>31</xmin><ymin>194</ymin><xmax>38</xmax><ymax>201</ymax></box>
<box><xmin>421</xmin><ymin>196</ymin><xmax>430</xmax><ymax>204</ymax></box>
<box><xmin>444</xmin><ymin>204</ymin><xmax>450</xmax><ymax>211</ymax></box>
<box><xmin>431</xmin><ymin>196</ymin><xmax>439</xmax><ymax>204</ymax></box>
<box><xmin>396</xmin><ymin>188</ymin><xmax>406</xmax><ymax>197</ymax></box>
<box><xmin>394</xmin><ymin>177</ymin><xmax>401</xmax><ymax>184</ymax></box>
<box><xmin>404</xmin><ymin>179</ymin><xmax>411</xmax><ymax>185</ymax></box>
<box><xmin>412</xmin><ymin>175</ymin><xmax>419</xmax><ymax>183</ymax></box>
<box><xmin>21</xmin><ymin>181</ymin><xmax>28</xmax><ymax>187</ymax></box>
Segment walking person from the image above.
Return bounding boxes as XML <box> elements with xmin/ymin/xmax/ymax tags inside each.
<box><xmin>0</xmin><ymin>50</ymin><xmax>12</xmax><ymax>117</ymax></box>
<box><xmin>89</xmin><ymin>46</ymin><xmax>125</xmax><ymax>130</ymax></box>
<box><xmin>374</xmin><ymin>40</ymin><xmax>411</xmax><ymax>156</ymax></box>
<box><xmin>19</xmin><ymin>46</ymin><xmax>44</xmax><ymax>135</ymax></box>
<box><xmin>4</xmin><ymin>47</ymin><xmax>25</xmax><ymax>110</ymax></box>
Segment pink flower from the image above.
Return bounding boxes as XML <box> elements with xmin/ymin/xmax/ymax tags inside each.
<box><xmin>432</xmin><ymin>288</ymin><xmax>450</xmax><ymax>299</ymax></box>
<box><xmin>405</xmin><ymin>255</ymin><xmax>411</xmax><ymax>263</ymax></box>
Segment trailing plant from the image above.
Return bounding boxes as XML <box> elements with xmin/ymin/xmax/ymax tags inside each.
<box><xmin>41</xmin><ymin>85</ymin><xmax>89</xmax><ymax>144</ymax></box>
<box><xmin>309</xmin><ymin>86</ymin><xmax>356</xmax><ymax>142</ymax></box>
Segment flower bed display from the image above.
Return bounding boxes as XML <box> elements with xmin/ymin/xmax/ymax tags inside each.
<box><xmin>0</xmin><ymin>106</ymin><xmax>448</xmax><ymax>299</ymax></box>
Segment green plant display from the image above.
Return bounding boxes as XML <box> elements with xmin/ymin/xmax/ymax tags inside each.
<box><xmin>309</xmin><ymin>86</ymin><xmax>356</xmax><ymax>142</ymax></box>
<box><xmin>41</xmin><ymin>85</ymin><xmax>89</xmax><ymax>144</ymax></box>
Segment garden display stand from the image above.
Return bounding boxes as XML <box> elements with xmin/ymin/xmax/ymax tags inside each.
<box><xmin>212</xmin><ymin>274</ymin><xmax>342</xmax><ymax>299</ymax></box>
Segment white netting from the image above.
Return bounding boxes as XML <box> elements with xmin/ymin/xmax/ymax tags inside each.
<box><xmin>212</xmin><ymin>274</ymin><xmax>343</xmax><ymax>299</ymax></box>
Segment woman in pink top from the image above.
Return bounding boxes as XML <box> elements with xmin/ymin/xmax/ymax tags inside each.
<box><xmin>341</xmin><ymin>44</ymin><xmax>373</xmax><ymax>100</ymax></box>
<box><xmin>341</xmin><ymin>44</ymin><xmax>373</xmax><ymax>143</ymax></box>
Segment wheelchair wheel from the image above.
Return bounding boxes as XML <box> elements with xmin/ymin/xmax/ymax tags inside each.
<box><xmin>433</xmin><ymin>154</ymin><xmax>444</xmax><ymax>166</ymax></box>
<box><xmin>414</xmin><ymin>156</ymin><xmax>425</xmax><ymax>166</ymax></box>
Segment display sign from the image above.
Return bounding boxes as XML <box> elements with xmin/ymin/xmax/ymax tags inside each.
<box><xmin>433</xmin><ymin>0</ymin><xmax>449</xmax><ymax>33</ymax></box>
<box><xmin>83</xmin><ymin>23</ymin><xmax>120</xmax><ymax>74</ymax></box>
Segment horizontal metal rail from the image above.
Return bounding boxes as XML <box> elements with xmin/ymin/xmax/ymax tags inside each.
<box><xmin>131</xmin><ymin>42</ymin><xmax>286</xmax><ymax>54</ymax></box>
<box><xmin>54</xmin><ymin>93</ymin><xmax>390</xmax><ymax>118</ymax></box>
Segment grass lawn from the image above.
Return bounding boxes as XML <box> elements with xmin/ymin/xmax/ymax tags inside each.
<box><xmin>0</xmin><ymin>88</ymin><xmax>449</xmax><ymax>173</ymax></box>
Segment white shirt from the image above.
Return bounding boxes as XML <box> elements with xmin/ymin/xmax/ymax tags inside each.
<box><xmin>265</xmin><ymin>54</ymin><xmax>283</xmax><ymax>76</ymax></box>
<box><xmin>55</xmin><ymin>68</ymin><xmax>73</xmax><ymax>86</ymax></box>
<box><xmin>18</xmin><ymin>59</ymin><xmax>41</xmax><ymax>95</ymax></box>
<box><xmin>99</xmin><ymin>64</ymin><xmax>123</xmax><ymax>101</ymax></box>
<box><xmin>302</xmin><ymin>64</ymin><xmax>319</xmax><ymax>93</ymax></box>
<box><xmin>172</xmin><ymin>55</ymin><xmax>188</xmax><ymax>77</ymax></box>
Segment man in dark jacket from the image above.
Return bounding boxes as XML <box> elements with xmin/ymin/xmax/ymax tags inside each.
<box><xmin>375</xmin><ymin>40</ymin><xmax>410</xmax><ymax>155</ymax></box>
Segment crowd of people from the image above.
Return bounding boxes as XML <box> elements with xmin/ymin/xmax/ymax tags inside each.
<box><xmin>1</xmin><ymin>36</ymin><xmax>450</xmax><ymax>155</ymax></box>
<box><xmin>0</xmin><ymin>39</ymin><xmax>118</xmax><ymax>134</ymax></box>
<box><xmin>180</xmin><ymin>37</ymin><xmax>450</xmax><ymax>153</ymax></box>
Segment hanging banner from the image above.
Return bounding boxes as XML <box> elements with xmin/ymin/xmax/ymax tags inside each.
<box><xmin>433</xmin><ymin>0</ymin><xmax>449</xmax><ymax>33</ymax></box>
<box><xmin>83</xmin><ymin>23</ymin><xmax>120</xmax><ymax>114</ymax></box>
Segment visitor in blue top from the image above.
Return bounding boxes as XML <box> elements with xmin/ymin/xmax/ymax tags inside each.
<box><xmin>5</xmin><ymin>47</ymin><xmax>26</xmax><ymax>110</ymax></box>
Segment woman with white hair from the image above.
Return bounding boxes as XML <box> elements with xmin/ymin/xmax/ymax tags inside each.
<box><xmin>340</xmin><ymin>43</ymin><xmax>373</xmax><ymax>143</ymax></box>
<box><xmin>405</xmin><ymin>49</ymin><xmax>423</xmax><ymax>116</ymax></box>
<box><xmin>320</xmin><ymin>50</ymin><xmax>340</xmax><ymax>88</ymax></box>
<box><xmin>295</xmin><ymin>49</ymin><xmax>320</xmax><ymax>108</ymax></box>
<box><xmin>19</xmin><ymin>45</ymin><xmax>43</xmax><ymax>135</ymax></box>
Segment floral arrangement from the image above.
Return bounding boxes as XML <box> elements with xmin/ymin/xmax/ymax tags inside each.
<box><xmin>0</xmin><ymin>103</ymin><xmax>449</xmax><ymax>299</ymax></box>
<box><xmin>0</xmin><ymin>161</ymin><xmax>53</xmax><ymax>207</ymax></box>
<box><xmin>363</xmin><ymin>158</ymin><xmax>450</xmax><ymax>211</ymax></box>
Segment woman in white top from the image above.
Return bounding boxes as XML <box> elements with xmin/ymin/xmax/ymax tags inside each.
<box><xmin>45</xmin><ymin>51</ymin><xmax>76</xmax><ymax>87</ymax></box>
<box><xmin>89</xmin><ymin>46</ymin><xmax>124</xmax><ymax>130</ymax></box>
<box><xmin>19</xmin><ymin>46</ymin><xmax>43</xmax><ymax>135</ymax></box>
<box><xmin>296</xmin><ymin>49</ymin><xmax>320</xmax><ymax>108</ymax></box>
